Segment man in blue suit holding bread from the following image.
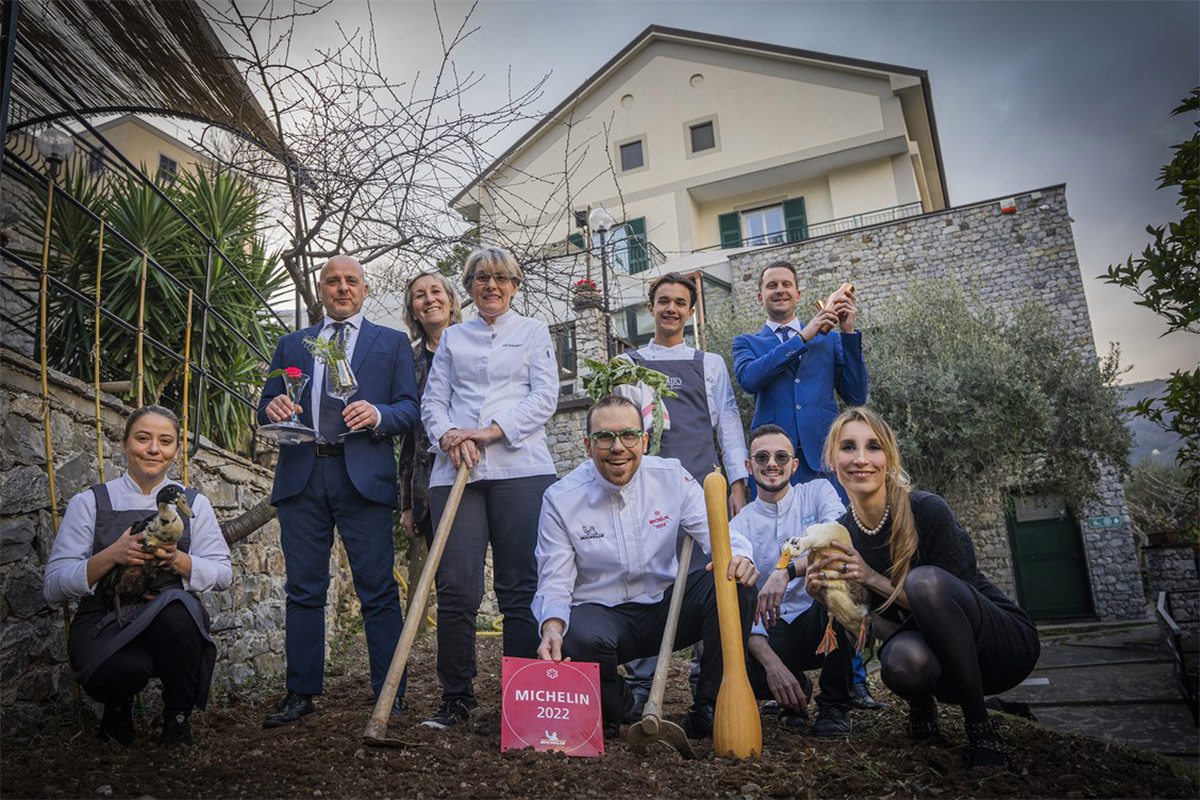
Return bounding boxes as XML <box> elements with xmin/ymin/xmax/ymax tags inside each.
<box><xmin>257</xmin><ymin>255</ymin><xmax>419</xmax><ymax>728</ymax></box>
<box><xmin>732</xmin><ymin>259</ymin><xmax>866</xmax><ymax>497</ymax></box>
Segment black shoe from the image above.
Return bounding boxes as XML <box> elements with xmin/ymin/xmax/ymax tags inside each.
<box><xmin>99</xmin><ymin>700</ymin><xmax>135</xmax><ymax>746</ymax></box>
<box><xmin>158</xmin><ymin>710</ymin><xmax>193</xmax><ymax>748</ymax></box>
<box><xmin>683</xmin><ymin>702</ymin><xmax>715</xmax><ymax>739</ymax></box>
<box><xmin>779</xmin><ymin>710</ymin><xmax>809</xmax><ymax>730</ymax></box>
<box><xmin>907</xmin><ymin>698</ymin><xmax>942</xmax><ymax>740</ymax></box>
<box><xmin>966</xmin><ymin>719</ymin><xmax>1008</xmax><ymax>770</ymax></box>
<box><xmin>421</xmin><ymin>697</ymin><xmax>476</xmax><ymax>729</ymax></box>
<box><xmin>263</xmin><ymin>691</ymin><xmax>316</xmax><ymax>728</ymax></box>
<box><xmin>812</xmin><ymin>704</ymin><xmax>853</xmax><ymax>738</ymax></box>
<box><xmin>850</xmin><ymin>682</ymin><xmax>888</xmax><ymax>710</ymax></box>
<box><xmin>603</xmin><ymin>720</ymin><xmax>622</xmax><ymax>741</ymax></box>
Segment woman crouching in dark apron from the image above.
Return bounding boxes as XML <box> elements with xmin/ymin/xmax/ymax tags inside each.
<box><xmin>43</xmin><ymin>405</ymin><xmax>232</xmax><ymax>747</ymax></box>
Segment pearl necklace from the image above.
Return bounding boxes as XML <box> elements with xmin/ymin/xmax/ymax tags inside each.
<box><xmin>850</xmin><ymin>503</ymin><xmax>890</xmax><ymax>536</ymax></box>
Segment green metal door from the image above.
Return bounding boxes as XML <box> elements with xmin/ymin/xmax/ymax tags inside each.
<box><xmin>1008</xmin><ymin>510</ymin><xmax>1094</xmax><ymax>620</ymax></box>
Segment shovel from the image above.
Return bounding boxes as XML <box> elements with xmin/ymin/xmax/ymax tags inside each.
<box><xmin>364</xmin><ymin>461</ymin><xmax>470</xmax><ymax>747</ymax></box>
<box><xmin>626</xmin><ymin>535</ymin><xmax>696</xmax><ymax>759</ymax></box>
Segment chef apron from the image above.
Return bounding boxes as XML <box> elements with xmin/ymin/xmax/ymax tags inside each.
<box><xmin>67</xmin><ymin>483</ymin><xmax>217</xmax><ymax>709</ymax></box>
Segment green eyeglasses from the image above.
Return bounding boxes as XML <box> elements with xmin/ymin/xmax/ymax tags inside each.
<box><xmin>589</xmin><ymin>428</ymin><xmax>644</xmax><ymax>449</ymax></box>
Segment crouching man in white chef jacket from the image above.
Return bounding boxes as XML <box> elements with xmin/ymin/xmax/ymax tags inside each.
<box><xmin>533</xmin><ymin>394</ymin><xmax>759</xmax><ymax>741</ymax></box>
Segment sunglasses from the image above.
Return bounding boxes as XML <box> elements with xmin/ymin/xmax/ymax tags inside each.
<box><xmin>589</xmin><ymin>428</ymin><xmax>644</xmax><ymax>449</ymax></box>
<box><xmin>752</xmin><ymin>450</ymin><xmax>794</xmax><ymax>467</ymax></box>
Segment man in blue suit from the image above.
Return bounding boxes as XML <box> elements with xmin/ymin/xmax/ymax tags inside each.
<box><xmin>733</xmin><ymin>260</ymin><xmax>885</xmax><ymax>710</ymax></box>
<box><xmin>733</xmin><ymin>260</ymin><xmax>867</xmax><ymax>498</ymax></box>
<box><xmin>257</xmin><ymin>255</ymin><xmax>419</xmax><ymax>728</ymax></box>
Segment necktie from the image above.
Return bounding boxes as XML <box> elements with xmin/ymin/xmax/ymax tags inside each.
<box><xmin>319</xmin><ymin>322</ymin><xmax>349</xmax><ymax>443</ymax></box>
<box><xmin>778</xmin><ymin>326</ymin><xmax>793</xmax><ymax>344</ymax></box>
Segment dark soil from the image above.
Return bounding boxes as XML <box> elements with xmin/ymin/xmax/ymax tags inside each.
<box><xmin>3</xmin><ymin>634</ymin><xmax>1197</xmax><ymax>800</ymax></box>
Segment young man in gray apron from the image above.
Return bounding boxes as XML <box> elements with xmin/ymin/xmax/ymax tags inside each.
<box><xmin>619</xmin><ymin>272</ymin><xmax>750</xmax><ymax>722</ymax></box>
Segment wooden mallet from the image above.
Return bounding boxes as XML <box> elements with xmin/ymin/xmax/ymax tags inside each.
<box><xmin>364</xmin><ymin>461</ymin><xmax>470</xmax><ymax>746</ymax></box>
<box><xmin>704</xmin><ymin>468</ymin><xmax>762</xmax><ymax>759</ymax></box>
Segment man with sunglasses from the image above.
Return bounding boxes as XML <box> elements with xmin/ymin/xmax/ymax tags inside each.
<box><xmin>732</xmin><ymin>424</ymin><xmax>856</xmax><ymax>737</ymax></box>
<box><xmin>533</xmin><ymin>395</ymin><xmax>759</xmax><ymax>741</ymax></box>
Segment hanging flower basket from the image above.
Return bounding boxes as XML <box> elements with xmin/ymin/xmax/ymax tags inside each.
<box><xmin>571</xmin><ymin>279</ymin><xmax>602</xmax><ymax>311</ymax></box>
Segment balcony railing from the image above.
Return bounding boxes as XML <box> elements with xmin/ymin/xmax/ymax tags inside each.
<box><xmin>806</xmin><ymin>201</ymin><xmax>924</xmax><ymax>239</ymax></box>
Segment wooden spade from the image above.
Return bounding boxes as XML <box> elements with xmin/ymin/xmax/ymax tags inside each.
<box><xmin>364</xmin><ymin>462</ymin><xmax>469</xmax><ymax>746</ymax></box>
<box><xmin>704</xmin><ymin>468</ymin><xmax>762</xmax><ymax>759</ymax></box>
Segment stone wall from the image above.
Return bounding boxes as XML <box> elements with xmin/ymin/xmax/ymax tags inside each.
<box><xmin>0</xmin><ymin>348</ymin><xmax>358</xmax><ymax>734</ymax></box>
<box><xmin>1144</xmin><ymin>544</ymin><xmax>1199</xmax><ymax>634</ymax></box>
<box><xmin>724</xmin><ymin>184</ymin><xmax>1144</xmax><ymax>621</ymax></box>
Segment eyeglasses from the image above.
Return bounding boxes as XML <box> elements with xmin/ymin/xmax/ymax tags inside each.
<box><xmin>468</xmin><ymin>272</ymin><xmax>514</xmax><ymax>286</ymax></box>
<box><xmin>589</xmin><ymin>428</ymin><xmax>644</xmax><ymax>449</ymax></box>
<box><xmin>752</xmin><ymin>450</ymin><xmax>794</xmax><ymax>467</ymax></box>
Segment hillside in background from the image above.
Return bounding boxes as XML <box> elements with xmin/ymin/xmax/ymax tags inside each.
<box><xmin>1123</xmin><ymin>379</ymin><xmax>1183</xmax><ymax>465</ymax></box>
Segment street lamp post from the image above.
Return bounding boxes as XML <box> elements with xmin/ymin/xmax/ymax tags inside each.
<box><xmin>588</xmin><ymin>206</ymin><xmax>617</xmax><ymax>359</ymax></box>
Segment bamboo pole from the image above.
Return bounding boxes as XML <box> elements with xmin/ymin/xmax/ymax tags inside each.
<box><xmin>38</xmin><ymin>177</ymin><xmax>84</xmax><ymax>729</ymax></box>
<box><xmin>181</xmin><ymin>289</ymin><xmax>193</xmax><ymax>485</ymax></box>
<box><xmin>94</xmin><ymin>220</ymin><xmax>105</xmax><ymax>482</ymax></box>
<box><xmin>136</xmin><ymin>251</ymin><xmax>147</xmax><ymax>407</ymax></box>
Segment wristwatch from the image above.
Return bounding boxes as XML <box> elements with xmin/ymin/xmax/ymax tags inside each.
<box><xmin>786</xmin><ymin>562</ymin><xmax>797</xmax><ymax>581</ymax></box>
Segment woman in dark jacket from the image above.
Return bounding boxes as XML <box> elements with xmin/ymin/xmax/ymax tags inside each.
<box><xmin>807</xmin><ymin>406</ymin><xmax>1040</xmax><ymax>769</ymax></box>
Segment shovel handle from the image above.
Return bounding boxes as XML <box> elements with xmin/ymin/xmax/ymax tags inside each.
<box><xmin>364</xmin><ymin>461</ymin><xmax>470</xmax><ymax>741</ymax></box>
<box><xmin>640</xmin><ymin>536</ymin><xmax>693</xmax><ymax>724</ymax></box>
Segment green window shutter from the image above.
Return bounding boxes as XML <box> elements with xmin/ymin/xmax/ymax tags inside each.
<box><xmin>718</xmin><ymin>211</ymin><xmax>741</xmax><ymax>248</ymax></box>
<box><xmin>783</xmin><ymin>197</ymin><xmax>808</xmax><ymax>243</ymax></box>
<box><xmin>567</xmin><ymin>232</ymin><xmax>585</xmax><ymax>250</ymax></box>
<box><xmin>625</xmin><ymin>216</ymin><xmax>648</xmax><ymax>274</ymax></box>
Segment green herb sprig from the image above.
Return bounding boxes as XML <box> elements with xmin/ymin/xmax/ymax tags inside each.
<box><xmin>581</xmin><ymin>357</ymin><xmax>677</xmax><ymax>455</ymax></box>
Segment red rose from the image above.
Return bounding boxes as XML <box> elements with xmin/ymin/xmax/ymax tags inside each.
<box><xmin>284</xmin><ymin>366</ymin><xmax>303</xmax><ymax>379</ymax></box>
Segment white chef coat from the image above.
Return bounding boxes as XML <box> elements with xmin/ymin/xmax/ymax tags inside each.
<box><xmin>44</xmin><ymin>473</ymin><xmax>232</xmax><ymax>603</ymax></box>
<box><xmin>421</xmin><ymin>309</ymin><xmax>559</xmax><ymax>487</ymax></box>
<box><xmin>729</xmin><ymin>478</ymin><xmax>844</xmax><ymax>637</ymax></box>
<box><xmin>532</xmin><ymin>455</ymin><xmax>755</xmax><ymax>634</ymax></box>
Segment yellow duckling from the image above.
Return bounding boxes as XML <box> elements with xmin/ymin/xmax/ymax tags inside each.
<box><xmin>775</xmin><ymin>522</ymin><xmax>870</xmax><ymax>655</ymax></box>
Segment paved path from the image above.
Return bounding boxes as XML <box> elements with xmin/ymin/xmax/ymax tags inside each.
<box><xmin>996</xmin><ymin>623</ymin><xmax>1199</xmax><ymax>764</ymax></box>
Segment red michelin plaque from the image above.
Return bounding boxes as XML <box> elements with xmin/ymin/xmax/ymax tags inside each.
<box><xmin>500</xmin><ymin>657</ymin><xmax>604</xmax><ymax>757</ymax></box>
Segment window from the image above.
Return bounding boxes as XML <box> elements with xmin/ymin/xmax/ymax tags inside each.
<box><xmin>619</xmin><ymin>140</ymin><xmax>644</xmax><ymax>172</ymax></box>
<box><xmin>604</xmin><ymin>217</ymin><xmax>648</xmax><ymax>274</ymax></box>
<box><xmin>158</xmin><ymin>153</ymin><xmax>178</xmax><ymax>184</ymax></box>
<box><xmin>690</xmin><ymin>121</ymin><xmax>715</xmax><ymax>152</ymax></box>
<box><xmin>741</xmin><ymin>205</ymin><xmax>787</xmax><ymax>246</ymax></box>
<box><xmin>88</xmin><ymin>147</ymin><xmax>106</xmax><ymax>176</ymax></box>
<box><xmin>551</xmin><ymin>322</ymin><xmax>577</xmax><ymax>379</ymax></box>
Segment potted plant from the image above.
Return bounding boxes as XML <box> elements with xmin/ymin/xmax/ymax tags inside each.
<box><xmin>571</xmin><ymin>279</ymin><xmax>603</xmax><ymax>310</ymax></box>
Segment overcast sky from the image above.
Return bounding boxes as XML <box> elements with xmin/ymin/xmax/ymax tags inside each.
<box><xmin>292</xmin><ymin>0</ymin><xmax>1198</xmax><ymax>383</ymax></box>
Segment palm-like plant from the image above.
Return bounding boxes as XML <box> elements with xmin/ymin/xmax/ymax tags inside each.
<box><xmin>17</xmin><ymin>164</ymin><xmax>286</xmax><ymax>451</ymax></box>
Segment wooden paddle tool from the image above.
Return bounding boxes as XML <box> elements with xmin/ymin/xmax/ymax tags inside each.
<box><xmin>364</xmin><ymin>462</ymin><xmax>470</xmax><ymax>747</ymax></box>
<box><xmin>626</xmin><ymin>536</ymin><xmax>696</xmax><ymax>759</ymax></box>
<box><xmin>704</xmin><ymin>468</ymin><xmax>762</xmax><ymax>759</ymax></box>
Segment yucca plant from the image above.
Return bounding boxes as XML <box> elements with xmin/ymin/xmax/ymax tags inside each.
<box><xmin>16</xmin><ymin>164</ymin><xmax>286</xmax><ymax>451</ymax></box>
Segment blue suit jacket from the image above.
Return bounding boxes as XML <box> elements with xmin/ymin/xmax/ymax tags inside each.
<box><xmin>256</xmin><ymin>319</ymin><xmax>419</xmax><ymax>507</ymax></box>
<box><xmin>732</xmin><ymin>325</ymin><xmax>868</xmax><ymax>474</ymax></box>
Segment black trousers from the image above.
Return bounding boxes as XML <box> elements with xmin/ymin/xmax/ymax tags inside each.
<box><xmin>562</xmin><ymin>570</ymin><xmax>756</xmax><ymax>725</ymax></box>
<box><xmin>746</xmin><ymin>602</ymin><xmax>854</xmax><ymax>709</ymax></box>
<box><xmin>430</xmin><ymin>474</ymin><xmax>556</xmax><ymax>701</ymax></box>
<box><xmin>81</xmin><ymin>601</ymin><xmax>205</xmax><ymax>712</ymax></box>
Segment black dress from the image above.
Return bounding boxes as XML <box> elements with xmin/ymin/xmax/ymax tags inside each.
<box><xmin>843</xmin><ymin>490</ymin><xmax>1040</xmax><ymax>694</ymax></box>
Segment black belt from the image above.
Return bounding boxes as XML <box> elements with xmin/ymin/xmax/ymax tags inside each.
<box><xmin>315</xmin><ymin>441</ymin><xmax>344</xmax><ymax>458</ymax></box>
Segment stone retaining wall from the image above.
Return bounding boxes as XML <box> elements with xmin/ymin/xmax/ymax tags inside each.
<box><xmin>0</xmin><ymin>349</ymin><xmax>358</xmax><ymax>734</ymax></box>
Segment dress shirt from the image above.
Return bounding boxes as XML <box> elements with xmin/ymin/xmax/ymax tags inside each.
<box><xmin>310</xmin><ymin>311</ymin><xmax>382</xmax><ymax>440</ymax></box>
<box><xmin>618</xmin><ymin>342</ymin><xmax>749</xmax><ymax>485</ymax></box>
<box><xmin>766</xmin><ymin>319</ymin><xmax>805</xmax><ymax>345</ymax></box>
<box><xmin>532</xmin><ymin>456</ymin><xmax>755</xmax><ymax>634</ymax></box>
<box><xmin>422</xmin><ymin>309</ymin><xmax>559</xmax><ymax>487</ymax></box>
<box><xmin>44</xmin><ymin>473</ymin><xmax>233</xmax><ymax>604</ymax></box>
<box><xmin>730</xmin><ymin>479</ymin><xmax>844</xmax><ymax>637</ymax></box>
